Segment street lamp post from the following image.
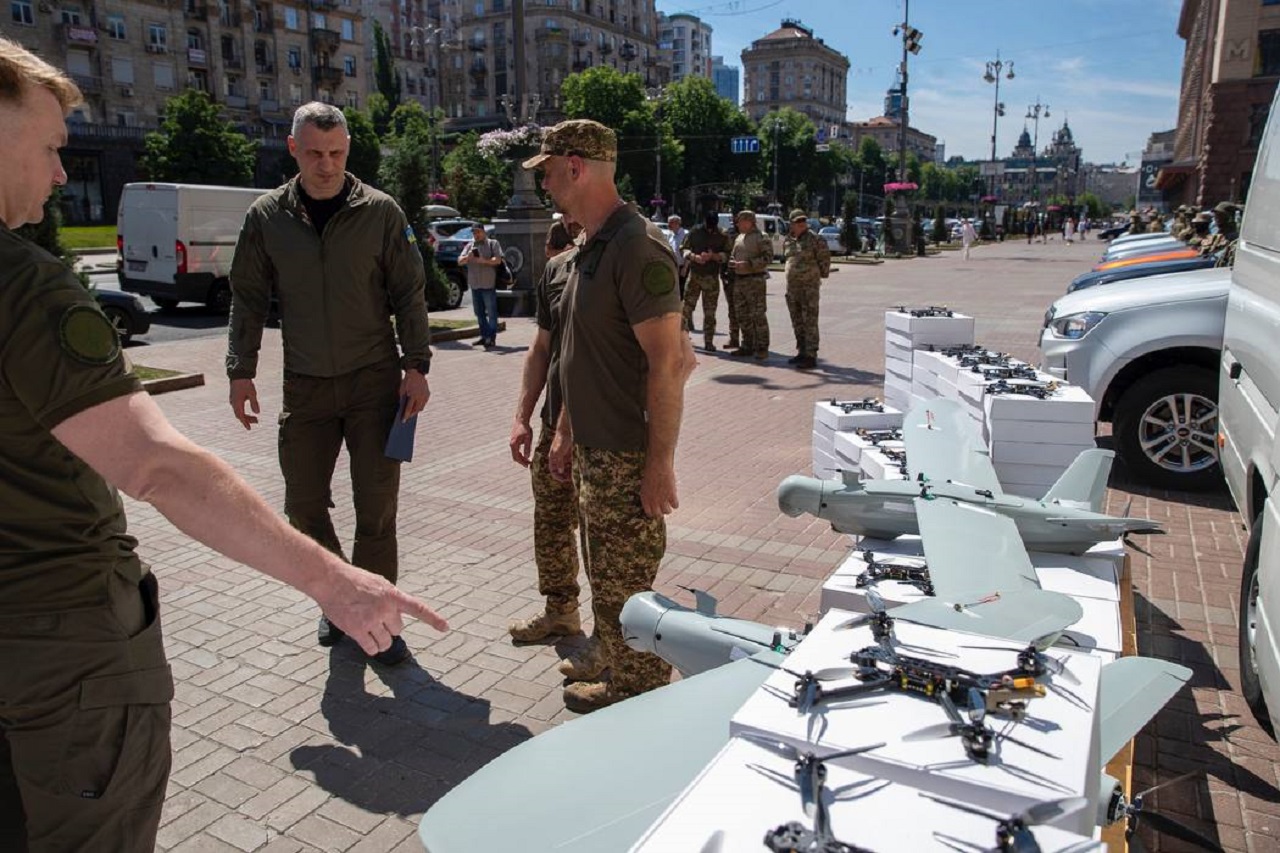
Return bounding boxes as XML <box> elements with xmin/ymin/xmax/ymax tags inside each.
<box><xmin>1025</xmin><ymin>97</ymin><xmax>1048</xmax><ymax>208</ymax></box>
<box><xmin>408</xmin><ymin>23</ymin><xmax>461</xmax><ymax>193</ymax></box>
<box><xmin>645</xmin><ymin>85</ymin><xmax>666</xmax><ymax>218</ymax></box>
<box><xmin>982</xmin><ymin>51</ymin><xmax>1014</xmax><ymax>198</ymax></box>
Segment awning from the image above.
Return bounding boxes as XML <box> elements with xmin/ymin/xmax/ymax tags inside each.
<box><xmin>1155</xmin><ymin>160</ymin><xmax>1196</xmax><ymax>189</ymax></box>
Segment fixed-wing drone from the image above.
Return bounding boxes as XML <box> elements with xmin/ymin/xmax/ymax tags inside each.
<box><xmin>778</xmin><ymin>399</ymin><xmax>1163</xmax><ymax>555</ymax></box>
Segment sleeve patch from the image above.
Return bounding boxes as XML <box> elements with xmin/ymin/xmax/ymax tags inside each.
<box><xmin>404</xmin><ymin>225</ymin><xmax>417</xmax><ymax>245</ymax></box>
<box><xmin>59</xmin><ymin>304</ymin><xmax>121</xmax><ymax>365</ymax></box>
<box><xmin>641</xmin><ymin>261</ymin><xmax>676</xmax><ymax>296</ymax></box>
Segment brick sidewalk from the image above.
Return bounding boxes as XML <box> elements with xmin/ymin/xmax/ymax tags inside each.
<box><xmin>121</xmin><ymin>238</ymin><xmax>1276</xmax><ymax>852</ymax></box>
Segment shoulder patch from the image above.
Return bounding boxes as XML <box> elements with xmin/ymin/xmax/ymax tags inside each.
<box><xmin>59</xmin><ymin>304</ymin><xmax>121</xmax><ymax>365</ymax></box>
<box><xmin>404</xmin><ymin>225</ymin><xmax>417</xmax><ymax>245</ymax></box>
<box><xmin>641</xmin><ymin>261</ymin><xmax>676</xmax><ymax>296</ymax></box>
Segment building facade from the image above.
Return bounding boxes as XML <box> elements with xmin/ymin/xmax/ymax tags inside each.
<box><xmin>657</xmin><ymin>11</ymin><xmax>709</xmax><ymax>84</ymax></box>
<box><xmin>847</xmin><ymin>116</ymin><xmax>937</xmax><ymax>166</ymax></box>
<box><xmin>740</xmin><ymin>19</ymin><xmax>848</xmax><ymax>127</ymax></box>
<box><xmin>710</xmin><ymin>54</ymin><xmax>736</xmax><ymax>103</ymax></box>
<box><xmin>1161</xmin><ymin>0</ymin><xmax>1280</xmax><ymax>205</ymax></box>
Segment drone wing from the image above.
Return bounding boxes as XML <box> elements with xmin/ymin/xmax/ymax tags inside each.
<box><xmin>903</xmin><ymin>398</ymin><xmax>1002</xmax><ymax>493</ymax></box>
<box><xmin>915</xmin><ymin>498</ymin><xmax>1039</xmax><ymax>599</ymax></box>
<box><xmin>1098</xmin><ymin>657</ymin><xmax>1192</xmax><ymax>763</ymax></box>
<box><xmin>1043</xmin><ymin>515</ymin><xmax>1166</xmax><ymax>537</ymax></box>
<box><xmin>892</xmin><ymin>588</ymin><xmax>1084</xmax><ymax>645</ymax></box>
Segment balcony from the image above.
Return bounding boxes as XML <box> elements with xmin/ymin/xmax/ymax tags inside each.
<box><xmin>69</xmin><ymin>73</ymin><xmax>103</xmax><ymax>93</ymax></box>
<box><xmin>619</xmin><ymin>41</ymin><xmax>637</xmax><ymax>61</ymax></box>
<box><xmin>598</xmin><ymin>41</ymin><xmax>613</xmax><ymax>55</ymax></box>
<box><xmin>222</xmin><ymin>55</ymin><xmax>244</xmax><ymax>69</ymax></box>
<box><xmin>309</xmin><ymin>0</ymin><xmax>339</xmax><ymax>8</ymax></box>
<box><xmin>225</xmin><ymin>94</ymin><xmax>248</xmax><ymax>108</ymax></box>
<box><xmin>572</xmin><ymin>59</ymin><xmax>589</xmax><ymax>72</ymax></box>
<box><xmin>468</xmin><ymin>36</ymin><xmax>486</xmax><ymax>52</ymax></box>
<box><xmin>259</xmin><ymin>97</ymin><xmax>280</xmax><ymax>112</ymax></box>
<box><xmin>254</xmin><ymin>17</ymin><xmax>273</xmax><ymax>33</ymax></box>
<box><xmin>310</xmin><ymin>27</ymin><xmax>339</xmax><ymax>52</ymax></box>
<box><xmin>183</xmin><ymin>1</ymin><xmax>207</xmax><ymax>18</ymax></box>
<box><xmin>535</xmin><ymin>25</ymin><xmax>566</xmax><ymax>41</ymax></box>
<box><xmin>187</xmin><ymin>47</ymin><xmax>207</xmax><ymax>65</ymax></box>
<box><xmin>312</xmin><ymin>64</ymin><xmax>343</xmax><ymax>87</ymax></box>
<box><xmin>255</xmin><ymin>61</ymin><xmax>274</xmax><ymax>74</ymax></box>
<box><xmin>469</xmin><ymin>58</ymin><xmax>487</xmax><ymax>77</ymax></box>
<box><xmin>571</xmin><ymin>31</ymin><xmax>588</xmax><ymax>47</ymax></box>
<box><xmin>57</xmin><ymin>22</ymin><xmax>99</xmax><ymax>45</ymax></box>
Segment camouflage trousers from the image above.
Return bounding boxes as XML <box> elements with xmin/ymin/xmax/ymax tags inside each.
<box><xmin>530</xmin><ymin>424</ymin><xmax>582</xmax><ymax>612</ymax></box>
<box><xmin>722</xmin><ymin>275</ymin><xmax>738</xmax><ymax>343</ymax></box>
<box><xmin>785</xmin><ymin>277</ymin><xmax>822</xmax><ymax>358</ymax></box>
<box><xmin>573</xmin><ymin>445</ymin><xmax>672</xmax><ymax>697</ymax></box>
<box><xmin>681</xmin><ymin>273</ymin><xmax>720</xmax><ymax>344</ymax></box>
<box><xmin>733</xmin><ymin>274</ymin><xmax>769</xmax><ymax>353</ymax></box>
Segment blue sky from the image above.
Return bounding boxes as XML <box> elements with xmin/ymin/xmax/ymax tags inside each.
<box><xmin>655</xmin><ymin>0</ymin><xmax>1185</xmax><ymax>165</ymax></box>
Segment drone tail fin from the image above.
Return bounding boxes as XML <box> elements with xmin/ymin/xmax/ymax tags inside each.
<box><xmin>1042</xmin><ymin>448</ymin><xmax>1114</xmax><ymax>512</ymax></box>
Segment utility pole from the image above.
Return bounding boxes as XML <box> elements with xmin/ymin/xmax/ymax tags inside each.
<box><xmin>1026</xmin><ymin>97</ymin><xmax>1048</xmax><ymax>208</ymax></box>
<box><xmin>772</xmin><ymin>116</ymin><xmax>781</xmax><ymax>205</ymax></box>
<box><xmin>982</xmin><ymin>51</ymin><xmax>1014</xmax><ymax>198</ymax></box>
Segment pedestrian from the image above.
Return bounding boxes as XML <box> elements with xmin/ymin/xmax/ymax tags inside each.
<box><xmin>961</xmin><ymin>218</ymin><xmax>977</xmax><ymax>260</ymax></box>
<box><xmin>667</xmin><ymin>214</ymin><xmax>689</xmax><ymax>293</ymax></box>
<box><xmin>459</xmin><ymin>222</ymin><xmax>504</xmax><ymax>348</ymax></box>
<box><xmin>681</xmin><ymin>211</ymin><xmax>730</xmax><ymax>352</ymax></box>
<box><xmin>1064</xmin><ymin>216</ymin><xmax>1076</xmax><ymax>245</ymax></box>
<box><xmin>783</xmin><ymin>208</ymin><xmax>830</xmax><ymax>369</ymax></box>
<box><xmin>1025</xmin><ymin>217</ymin><xmax>1035</xmax><ymax>244</ymax></box>
<box><xmin>227</xmin><ymin>101</ymin><xmax>435</xmax><ymax>666</ymax></box>
<box><xmin>523</xmin><ymin>119</ymin><xmax>695</xmax><ymax>712</ymax></box>
<box><xmin>720</xmin><ymin>218</ymin><xmax>741</xmax><ymax>350</ymax></box>
<box><xmin>507</xmin><ymin>243</ymin><xmax>590</xmax><ymax>655</ymax></box>
<box><xmin>728</xmin><ymin>209</ymin><xmax>773</xmax><ymax>360</ymax></box>
<box><xmin>545</xmin><ymin>213</ymin><xmax>576</xmax><ymax>258</ymax></box>
<box><xmin>0</xmin><ymin>41</ymin><xmax>446</xmax><ymax>852</ymax></box>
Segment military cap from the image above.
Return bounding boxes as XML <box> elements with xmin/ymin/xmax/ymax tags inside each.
<box><xmin>1194</xmin><ymin>211</ymin><xmax>1212</xmax><ymax>223</ymax></box>
<box><xmin>1213</xmin><ymin>201</ymin><xmax>1241</xmax><ymax>215</ymax></box>
<box><xmin>789</xmin><ymin>208</ymin><xmax>808</xmax><ymax>223</ymax></box>
<box><xmin>736</xmin><ymin>209</ymin><xmax>756</xmax><ymax>221</ymax></box>
<box><xmin>521</xmin><ymin>119</ymin><xmax>618</xmax><ymax>169</ymax></box>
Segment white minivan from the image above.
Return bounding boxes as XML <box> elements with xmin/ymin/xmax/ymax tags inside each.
<box><xmin>116</xmin><ymin>182</ymin><xmax>268</xmax><ymax>311</ymax></box>
<box><xmin>1219</xmin><ymin>86</ymin><xmax>1280</xmax><ymax>738</ymax></box>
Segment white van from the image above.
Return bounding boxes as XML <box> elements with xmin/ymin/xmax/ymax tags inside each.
<box><xmin>1219</xmin><ymin>85</ymin><xmax>1280</xmax><ymax>737</ymax></box>
<box><xmin>716</xmin><ymin>212</ymin><xmax>785</xmax><ymax>259</ymax></box>
<box><xmin>116</xmin><ymin>182</ymin><xmax>268</xmax><ymax>311</ymax></box>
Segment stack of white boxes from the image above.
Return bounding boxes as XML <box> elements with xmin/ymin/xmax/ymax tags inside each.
<box><xmin>883</xmin><ymin>308</ymin><xmax>976</xmax><ymax>413</ymax></box>
<box><xmin>812</xmin><ymin>399</ymin><xmax>903</xmax><ymax>479</ymax></box>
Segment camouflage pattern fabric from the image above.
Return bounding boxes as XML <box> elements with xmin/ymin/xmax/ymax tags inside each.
<box><xmin>734</xmin><ymin>275</ymin><xmax>769</xmax><ymax>353</ymax></box>
<box><xmin>721</xmin><ymin>227</ymin><xmax>739</xmax><ymax>344</ymax></box>
<box><xmin>573</xmin><ymin>445</ymin><xmax>671</xmax><ymax>697</ymax></box>
<box><xmin>531</xmin><ymin>424</ymin><xmax>582</xmax><ymax>612</ymax></box>
<box><xmin>786</xmin><ymin>282</ymin><xmax>821</xmax><ymax>358</ymax></box>
<box><xmin>784</xmin><ymin>230</ymin><xmax>826</xmax><ymax>283</ymax></box>
<box><xmin>682</xmin><ymin>273</ymin><xmax>721</xmax><ymax>344</ymax></box>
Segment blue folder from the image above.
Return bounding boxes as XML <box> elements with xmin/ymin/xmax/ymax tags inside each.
<box><xmin>385</xmin><ymin>396</ymin><xmax>418</xmax><ymax>462</ymax></box>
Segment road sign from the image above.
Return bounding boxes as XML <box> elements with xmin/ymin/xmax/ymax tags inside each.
<box><xmin>731</xmin><ymin>136</ymin><xmax>761</xmax><ymax>155</ymax></box>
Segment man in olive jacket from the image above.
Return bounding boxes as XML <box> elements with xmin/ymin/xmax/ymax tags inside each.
<box><xmin>227</xmin><ymin>102</ymin><xmax>433</xmax><ymax>666</ymax></box>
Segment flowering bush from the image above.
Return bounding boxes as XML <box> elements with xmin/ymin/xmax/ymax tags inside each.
<box><xmin>428</xmin><ymin>191</ymin><xmax>450</xmax><ymax>202</ymax></box>
<box><xmin>476</xmin><ymin>124</ymin><xmax>544</xmax><ymax>159</ymax></box>
<box><xmin>883</xmin><ymin>181</ymin><xmax>919</xmax><ymax>194</ymax></box>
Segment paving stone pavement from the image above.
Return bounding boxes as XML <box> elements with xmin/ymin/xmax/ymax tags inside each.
<box><xmin>117</xmin><ymin>238</ymin><xmax>1278</xmax><ymax>852</ymax></box>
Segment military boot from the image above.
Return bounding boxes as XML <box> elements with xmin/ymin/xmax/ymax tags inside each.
<box><xmin>557</xmin><ymin>636</ymin><xmax>607</xmax><ymax>681</ymax></box>
<box><xmin>508</xmin><ymin>607</ymin><xmax>581</xmax><ymax>643</ymax></box>
<box><xmin>563</xmin><ymin>679</ymin><xmax>626</xmax><ymax>714</ymax></box>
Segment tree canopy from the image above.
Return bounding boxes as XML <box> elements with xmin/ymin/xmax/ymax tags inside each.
<box><xmin>343</xmin><ymin>107</ymin><xmax>381</xmax><ymax>186</ymax></box>
<box><xmin>141</xmin><ymin>90</ymin><xmax>257</xmax><ymax>186</ymax></box>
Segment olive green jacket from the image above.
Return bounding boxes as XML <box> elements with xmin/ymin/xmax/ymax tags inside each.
<box><xmin>226</xmin><ymin>175</ymin><xmax>431</xmax><ymax>380</ymax></box>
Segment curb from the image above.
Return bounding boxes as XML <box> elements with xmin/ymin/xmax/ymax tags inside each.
<box><xmin>143</xmin><ymin>372</ymin><xmax>206</xmax><ymax>395</ymax></box>
<box><xmin>431</xmin><ymin>321</ymin><xmax>507</xmax><ymax>344</ymax></box>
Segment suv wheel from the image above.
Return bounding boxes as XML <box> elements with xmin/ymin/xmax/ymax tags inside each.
<box><xmin>1113</xmin><ymin>366</ymin><xmax>1220</xmax><ymax>491</ymax></box>
<box><xmin>100</xmin><ymin>305</ymin><xmax>133</xmax><ymax>345</ymax></box>
<box><xmin>1240</xmin><ymin>514</ymin><xmax>1274</xmax><ymax>735</ymax></box>
<box><xmin>442</xmin><ymin>272</ymin><xmax>465</xmax><ymax>310</ymax></box>
<box><xmin>153</xmin><ymin>297</ymin><xmax>179</xmax><ymax>310</ymax></box>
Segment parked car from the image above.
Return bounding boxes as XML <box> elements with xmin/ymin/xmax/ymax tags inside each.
<box><xmin>1093</xmin><ymin>247</ymin><xmax>1199</xmax><ymax>272</ymax></box>
<box><xmin>1040</xmin><ymin>266</ymin><xmax>1229</xmax><ymax>490</ymax></box>
<box><xmin>818</xmin><ymin>226</ymin><xmax>846</xmax><ymax>255</ymax></box>
<box><xmin>423</xmin><ymin>218</ymin><xmax>477</xmax><ymax>248</ymax></box>
<box><xmin>94</xmin><ymin>288</ymin><xmax>151</xmax><ymax>345</ymax></box>
<box><xmin>1066</xmin><ymin>255</ymin><xmax>1218</xmax><ymax>293</ymax></box>
<box><xmin>432</xmin><ymin>222</ymin><xmax>524</xmax><ymax>310</ymax></box>
<box><xmin>1096</xmin><ymin>223</ymin><xmax>1131</xmax><ymax>241</ymax></box>
<box><xmin>1100</xmin><ymin>236</ymin><xmax>1185</xmax><ymax>262</ymax></box>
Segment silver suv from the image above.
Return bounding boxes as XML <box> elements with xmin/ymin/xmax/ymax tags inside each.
<box><xmin>1039</xmin><ymin>267</ymin><xmax>1229</xmax><ymax>490</ymax></box>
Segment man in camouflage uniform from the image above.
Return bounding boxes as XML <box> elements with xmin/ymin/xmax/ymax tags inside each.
<box><xmin>1128</xmin><ymin>209</ymin><xmax>1144</xmax><ymax>236</ymax></box>
<box><xmin>681</xmin><ymin>211</ymin><xmax>730</xmax><ymax>351</ymax></box>
<box><xmin>523</xmin><ymin>119</ymin><xmax>695</xmax><ymax>712</ymax></box>
<box><xmin>1186</xmin><ymin>210</ymin><xmax>1212</xmax><ymax>249</ymax></box>
<box><xmin>1199</xmin><ymin>201</ymin><xmax>1241</xmax><ymax>267</ymax></box>
<box><xmin>783</xmin><ymin>209</ymin><xmax>830</xmax><ymax>370</ymax></box>
<box><xmin>729</xmin><ymin>210</ymin><xmax>774</xmax><ymax>360</ymax></box>
<box><xmin>720</xmin><ymin>220</ymin><xmax>741</xmax><ymax>349</ymax></box>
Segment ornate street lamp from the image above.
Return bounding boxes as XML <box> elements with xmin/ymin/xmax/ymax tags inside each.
<box><xmin>982</xmin><ymin>51</ymin><xmax>1014</xmax><ymax>198</ymax></box>
<box><xmin>1025</xmin><ymin>97</ymin><xmax>1048</xmax><ymax>206</ymax></box>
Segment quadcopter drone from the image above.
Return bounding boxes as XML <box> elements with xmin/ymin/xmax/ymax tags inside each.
<box><xmin>923</xmin><ymin>791</ymin><xmax>1089</xmax><ymax>853</ymax></box>
<box><xmin>829</xmin><ymin>398</ymin><xmax>885</xmax><ymax>414</ymax></box>
<box><xmin>853</xmin><ymin>551</ymin><xmax>934</xmax><ymax>597</ymax></box>
<box><xmin>930</xmin><ymin>343</ymin><xmax>985</xmax><ymax>356</ymax></box>
<box><xmin>974</xmin><ymin>364</ymin><xmax>1041</xmax><ymax>382</ymax></box>
<box><xmin>853</xmin><ymin>428</ymin><xmax>904</xmax><ymax>446</ymax></box>
<box><xmin>984</xmin><ymin>380</ymin><xmax>1060</xmax><ymax>400</ymax></box>
<box><xmin>895</xmin><ymin>305</ymin><xmax>954</xmax><ymax>318</ymax></box>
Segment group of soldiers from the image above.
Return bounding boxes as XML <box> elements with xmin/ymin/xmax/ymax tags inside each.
<box><xmin>677</xmin><ymin>209</ymin><xmax>830</xmax><ymax>369</ymax></box>
<box><xmin>1135</xmin><ymin>200</ymin><xmax>1242</xmax><ymax>267</ymax></box>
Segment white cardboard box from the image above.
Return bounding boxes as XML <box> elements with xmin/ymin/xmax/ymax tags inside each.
<box><xmin>631</xmin><ymin>738</ymin><xmax>1103</xmax><ymax>853</ymax></box>
<box><xmin>813</xmin><ymin>446</ymin><xmax>842</xmax><ymax>479</ymax></box>
<box><xmin>812</xmin><ymin>428</ymin><xmax>834</xmax><ymax>457</ymax></box>
<box><xmin>983</xmin><ymin>385</ymin><xmax>1096</xmax><ymax>424</ymax></box>
<box><xmin>989</xmin><ymin>440</ymin><xmax>1097</xmax><ymax>467</ymax></box>
<box><xmin>884</xmin><ymin>311</ymin><xmax>977</xmax><ymax>346</ymax></box>
<box><xmin>728</xmin><ymin>610</ymin><xmax>1103</xmax><ymax>831</ymax></box>
<box><xmin>815</xmin><ymin>400</ymin><xmax>904</xmax><ymax>432</ymax></box>
<box><xmin>860</xmin><ymin>447</ymin><xmax>910</xmax><ymax>481</ymax></box>
<box><xmin>986</xmin><ymin>418</ymin><xmax>1097</xmax><ymax>446</ymax></box>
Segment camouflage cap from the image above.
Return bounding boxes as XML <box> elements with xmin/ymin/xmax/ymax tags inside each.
<box><xmin>735</xmin><ymin>209</ymin><xmax>756</xmax><ymax>221</ymax></box>
<box><xmin>789</xmin><ymin>209</ymin><xmax>808</xmax><ymax>223</ymax></box>
<box><xmin>521</xmin><ymin>119</ymin><xmax>618</xmax><ymax>169</ymax></box>
<box><xmin>1193</xmin><ymin>211</ymin><xmax>1212</xmax><ymax>223</ymax></box>
<box><xmin>1213</xmin><ymin>200</ymin><xmax>1241</xmax><ymax>215</ymax></box>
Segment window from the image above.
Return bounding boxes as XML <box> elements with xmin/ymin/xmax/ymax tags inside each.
<box><xmin>107</xmin><ymin>13</ymin><xmax>125</xmax><ymax>39</ymax></box>
<box><xmin>187</xmin><ymin>29</ymin><xmax>202</xmax><ymax>49</ymax></box>
<box><xmin>473</xmin><ymin>1</ymin><xmax>482</xmax><ymax>15</ymax></box>
<box><xmin>60</xmin><ymin>6</ymin><xmax>81</xmax><ymax>25</ymax></box>
<box><xmin>1260</xmin><ymin>29</ymin><xmax>1280</xmax><ymax>76</ymax></box>
<box><xmin>153</xmin><ymin>62</ymin><xmax>175</xmax><ymax>90</ymax></box>
<box><xmin>258</xmin><ymin>79</ymin><xmax>273</xmax><ymax>99</ymax></box>
<box><xmin>312</xmin><ymin>12</ymin><xmax>325</xmax><ymax>29</ymax></box>
<box><xmin>148</xmin><ymin>23</ymin><xmax>167</xmax><ymax>50</ymax></box>
<box><xmin>343</xmin><ymin>54</ymin><xmax>355</xmax><ymax>76</ymax></box>
<box><xmin>284</xmin><ymin>7</ymin><xmax>297</xmax><ymax>29</ymax></box>
<box><xmin>190</xmin><ymin>68</ymin><xmax>209</xmax><ymax>91</ymax></box>
<box><xmin>66</xmin><ymin>50</ymin><xmax>91</xmax><ymax>75</ymax></box>
<box><xmin>340</xmin><ymin>18</ymin><xmax>353</xmax><ymax>40</ymax></box>
<box><xmin>346</xmin><ymin>89</ymin><xmax>357</xmax><ymax>107</ymax></box>
<box><xmin>10</xmin><ymin>0</ymin><xmax>32</xmax><ymax>25</ymax></box>
<box><xmin>111</xmin><ymin>57</ymin><xmax>134</xmax><ymax>84</ymax></box>
<box><xmin>289</xmin><ymin>82</ymin><xmax>302</xmax><ymax>105</ymax></box>
<box><xmin>287</xmin><ymin>46</ymin><xmax>300</xmax><ymax>68</ymax></box>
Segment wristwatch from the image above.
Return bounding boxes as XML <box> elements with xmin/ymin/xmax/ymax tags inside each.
<box><xmin>404</xmin><ymin>358</ymin><xmax>430</xmax><ymax>375</ymax></box>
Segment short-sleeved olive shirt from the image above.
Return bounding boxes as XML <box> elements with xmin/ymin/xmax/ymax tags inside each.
<box><xmin>534</xmin><ymin>247</ymin><xmax>576</xmax><ymax>429</ymax></box>
<box><xmin>0</xmin><ymin>226</ymin><xmax>143</xmax><ymax>615</ymax></box>
<box><xmin>559</xmin><ymin>203</ymin><xmax>681</xmax><ymax>451</ymax></box>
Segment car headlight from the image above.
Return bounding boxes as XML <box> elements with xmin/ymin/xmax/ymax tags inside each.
<box><xmin>1050</xmin><ymin>310</ymin><xmax>1108</xmax><ymax>339</ymax></box>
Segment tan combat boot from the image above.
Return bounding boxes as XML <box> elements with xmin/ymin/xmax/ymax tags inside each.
<box><xmin>563</xmin><ymin>679</ymin><xmax>626</xmax><ymax>714</ymax></box>
<box><xmin>508</xmin><ymin>607</ymin><xmax>581</xmax><ymax>643</ymax></box>
<box><xmin>557</xmin><ymin>636</ymin><xmax>607</xmax><ymax>681</ymax></box>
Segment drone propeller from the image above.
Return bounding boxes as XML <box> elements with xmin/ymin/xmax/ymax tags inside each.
<box><xmin>922</xmin><ymin>790</ymin><xmax>1089</xmax><ymax>828</ymax></box>
<box><xmin>1123</xmin><ymin>771</ymin><xmax>1224</xmax><ymax>853</ymax></box>
<box><xmin>960</xmin><ymin>643</ymin><xmax>1082</xmax><ymax>687</ymax></box>
<box><xmin>739</xmin><ymin>732</ymin><xmax>884</xmax><ymax>764</ymax></box>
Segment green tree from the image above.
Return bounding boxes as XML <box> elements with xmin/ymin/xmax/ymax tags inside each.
<box><xmin>18</xmin><ymin>192</ymin><xmax>85</xmax><ymax>284</ymax></box>
<box><xmin>441</xmin><ymin>131</ymin><xmax>511</xmax><ymax>217</ymax></box>
<box><xmin>367</xmin><ymin>92</ymin><xmax>392</xmax><ymax>138</ymax></box>
<box><xmin>141</xmin><ymin>90</ymin><xmax>257</xmax><ymax>186</ymax></box>
<box><xmin>931</xmin><ymin>204</ymin><xmax>948</xmax><ymax>243</ymax></box>
<box><xmin>343</xmin><ymin>107</ymin><xmax>381</xmax><ymax>185</ymax></box>
<box><xmin>660</xmin><ymin>75</ymin><xmax>755</xmax><ymax>212</ymax></box>
<box><xmin>372</xmin><ymin>21</ymin><xmax>401</xmax><ymax>111</ymax></box>
<box><xmin>379</xmin><ymin>104</ymin><xmax>432</xmax><ymax>230</ymax></box>
<box><xmin>757</xmin><ymin>109</ymin><xmax>818</xmax><ymax>210</ymax></box>
<box><xmin>841</xmin><ymin>191</ymin><xmax>859</xmax><ymax>253</ymax></box>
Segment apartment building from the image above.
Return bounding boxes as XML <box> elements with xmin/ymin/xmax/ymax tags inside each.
<box><xmin>657</xmin><ymin>10</ymin><xmax>709</xmax><ymax>83</ymax></box>
<box><xmin>710</xmin><ymin>54</ymin><xmax>737</xmax><ymax>104</ymax></box>
<box><xmin>741</xmin><ymin>18</ymin><xmax>848</xmax><ymax>127</ymax></box>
